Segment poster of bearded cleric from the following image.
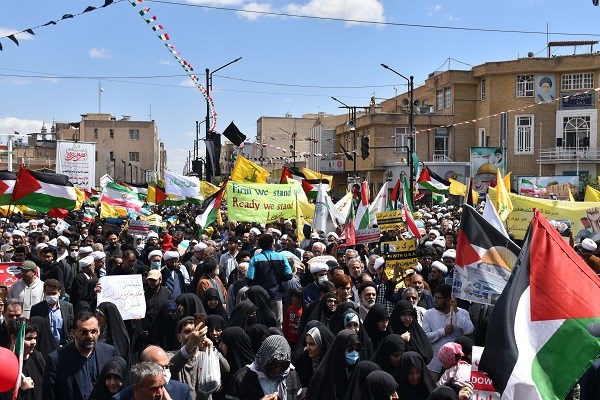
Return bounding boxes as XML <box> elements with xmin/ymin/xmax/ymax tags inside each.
<box><xmin>55</xmin><ymin>140</ymin><xmax>96</xmax><ymax>190</ymax></box>
<box><xmin>470</xmin><ymin>147</ymin><xmax>507</xmax><ymax>194</ymax></box>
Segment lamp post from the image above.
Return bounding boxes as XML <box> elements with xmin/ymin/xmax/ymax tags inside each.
<box><xmin>331</xmin><ymin>97</ymin><xmax>357</xmax><ymax>178</ymax></box>
<box><xmin>381</xmin><ymin>63</ymin><xmax>414</xmax><ymax>196</ymax></box>
<box><xmin>135</xmin><ymin>165</ymin><xmax>139</xmax><ymax>183</ymax></box>
<box><xmin>128</xmin><ymin>162</ymin><xmax>133</xmax><ymax>182</ymax></box>
<box><xmin>205</xmin><ymin>57</ymin><xmax>242</xmax><ymax>181</ymax></box>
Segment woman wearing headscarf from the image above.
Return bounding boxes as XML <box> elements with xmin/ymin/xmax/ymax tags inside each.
<box><xmin>96</xmin><ymin>302</ymin><xmax>131</xmax><ymax>362</ymax></box>
<box><xmin>219</xmin><ymin>326</ymin><xmax>256</xmax><ymax>399</ymax></box>
<box><xmin>206</xmin><ymin>315</ymin><xmax>226</xmax><ymax>349</ymax></box>
<box><xmin>298</xmin><ymin>292</ymin><xmax>338</xmax><ymax>334</ymax></box>
<box><xmin>247</xmin><ymin>324</ymin><xmax>271</xmax><ymax>354</ymax></box>
<box><xmin>246</xmin><ymin>286</ymin><xmax>278</xmax><ymax>328</ymax></box>
<box><xmin>89</xmin><ymin>356</ymin><xmax>129</xmax><ymax>400</ymax></box>
<box><xmin>328</xmin><ymin>301</ymin><xmax>358</xmax><ymax>335</ymax></box>
<box><xmin>370</xmin><ymin>334</ymin><xmax>406</xmax><ymax>375</ymax></box>
<box><xmin>360</xmin><ymin>371</ymin><xmax>399</xmax><ymax>400</ymax></box>
<box><xmin>76</xmin><ymin>278</ymin><xmax>99</xmax><ymax>313</ymax></box>
<box><xmin>394</xmin><ymin>351</ymin><xmax>436</xmax><ymax>400</ymax></box>
<box><xmin>341</xmin><ymin>360</ymin><xmax>381</xmax><ymax>400</ymax></box>
<box><xmin>292</xmin><ymin>323</ymin><xmax>335</xmax><ymax>391</ymax></box>
<box><xmin>176</xmin><ymin>293</ymin><xmax>205</xmax><ymax>318</ymax></box>
<box><xmin>27</xmin><ymin>316</ymin><xmax>58</xmax><ymax>358</ymax></box>
<box><xmin>227</xmin><ymin>335</ymin><xmax>301</xmax><ymax>400</ymax></box>
<box><xmin>146</xmin><ymin>300</ymin><xmax>180</xmax><ymax>351</ymax></box>
<box><xmin>389</xmin><ymin>300</ymin><xmax>434</xmax><ymax>364</ymax></box>
<box><xmin>330</xmin><ymin>306</ymin><xmax>374</xmax><ymax>360</ymax></box>
<box><xmin>363</xmin><ymin>303</ymin><xmax>392</xmax><ymax>352</ymax></box>
<box><xmin>202</xmin><ymin>288</ymin><xmax>229</xmax><ymax>322</ymax></box>
<box><xmin>227</xmin><ymin>299</ymin><xmax>258</xmax><ymax>330</ymax></box>
<box><xmin>305</xmin><ymin>330</ymin><xmax>362</xmax><ymax>400</ymax></box>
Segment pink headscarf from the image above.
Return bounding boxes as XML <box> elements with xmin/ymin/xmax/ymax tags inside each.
<box><xmin>438</xmin><ymin>342</ymin><xmax>464</xmax><ymax>369</ymax></box>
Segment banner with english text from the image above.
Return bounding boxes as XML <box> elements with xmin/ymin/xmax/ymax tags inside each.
<box><xmin>55</xmin><ymin>140</ymin><xmax>96</xmax><ymax>189</ymax></box>
<box><xmin>226</xmin><ymin>181</ymin><xmax>305</xmax><ymax>223</ymax></box>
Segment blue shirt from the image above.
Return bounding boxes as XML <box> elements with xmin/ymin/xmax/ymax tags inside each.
<box><xmin>77</xmin><ymin>349</ymin><xmax>98</xmax><ymax>400</ymax></box>
<box><xmin>48</xmin><ymin>303</ymin><xmax>64</xmax><ymax>345</ymax></box>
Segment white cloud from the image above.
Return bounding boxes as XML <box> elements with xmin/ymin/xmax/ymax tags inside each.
<box><xmin>179</xmin><ymin>78</ymin><xmax>197</xmax><ymax>88</ymax></box>
<box><xmin>0</xmin><ymin>117</ymin><xmax>44</xmax><ymax>136</ymax></box>
<box><xmin>183</xmin><ymin>131</ymin><xmax>194</xmax><ymax>137</ymax></box>
<box><xmin>42</xmin><ymin>77</ymin><xmax>59</xmax><ymax>84</ymax></box>
<box><xmin>285</xmin><ymin>0</ymin><xmax>385</xmax><ymax>26</ymax></box>
<box><xmin>238</xmin><ymin>2</ymin><xmax>275</xmax><ymax>21</ymax></box>
<box><xmin>88</xmin><ymin>48</ymin><xmax>112</xmax><ymax>59</ymax></box>
<box><xmin>159</xmin><ymin>59</ymin><xmax>174</xmax><ymax>65</ymax></box>
<box><xmin>186</xmin><ymin>0</ymin><xmax>245</xmax><ymax>5</ymax></box>
<box><xmin>434</xmin><ymin>5</ymin><xmax>442</xmax><ymax>12</ymax></box>
<box><xmin>0</xmin><ymin>27</ymin><xmax>35</xmax><ymax>41</ymax></box>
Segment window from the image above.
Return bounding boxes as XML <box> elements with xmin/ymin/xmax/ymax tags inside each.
<box><xmin>561</xmin><ymin>73</ymin><xmax>594</xmax><ymax>90</ymax></box>
<box><xmin>436</xmin><ymin>89</ymin><xmax>444</xmax><ymax>110</ymax></box>
<box><xmin>516</xmin><ymin>75</ymin><xmax>534</xmax><ymax>97</ymax></box>
<box><xmin>478</xmin><ymin>128</ymin><xmax>487</xmax><ymax>146</ymax></box>
<box><xmin>444</xmin><ymin>87</ymin><xmax>452</xmax><ymax>108</ymax></box>
<box><xmin>129</xmin><ymin>129</ymin><xmax>140</xmax><ymax>140</ymax></box>
<box><xmin>394</xmin><ymin>127</ymin><xmax>410</xmax><ymax>153</ymax></box>
<box><xmin>109</xmin><ymin>151</ymin><xmax>114</xmax><ymax>161</ymax></box>
<box><xmin>434</xmin><ymin>127</ymin><xmax>449</xmax><ymax>159</ymax></box>
<box><xmin>93</xmin><ymin>128</ymin><xmax>98</xmax><ymax>139</ymax></box>
<box><xmin>109</xmin><ymin>129</ymin><xmax>114</xmax><ymax>139</ymax></box>
<box><xmin>515</xmin><ymin>115</ymin><xmax>534</xmax><ymax>154</ymax></box>
<box><xmin>129</xmin><ymin>152</ymin><xmax>139</xmax><ymax>162</ymax></box>
<box><xmin>480</xmin><ymin>79</ymin><xmax>487</xmax><ymax>101</ymax></box>
<box><xmin>563</xmin><ymin>116</ymin><xmax>591</xmax><ymax>148</ymax></box>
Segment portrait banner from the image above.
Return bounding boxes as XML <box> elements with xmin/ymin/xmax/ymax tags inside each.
<box><xmin>0</xmin><ymin>262</ymin><xmax>26</xmax><ymax>289</ymax></box>
<box><xmin>55</xmin><ymin>140</ymin><xmax>96</xmax><ymax>189</ymax></box>
<box><xmin>226</xmin><ymin>181</ymin><xmax>304</xmax><ymax>223</ymax></box>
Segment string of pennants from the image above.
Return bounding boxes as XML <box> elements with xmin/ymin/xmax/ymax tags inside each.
<box><xmin>0</xmin><ymin>0</ymin><xmax>116</xmax><ymax>52</ymax></box>
<box><xmin>129</xmin><ymin>0</ymin><xmax>218</xmax><ymax>133</ymax></box>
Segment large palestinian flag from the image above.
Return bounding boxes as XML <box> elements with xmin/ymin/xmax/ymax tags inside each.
<box><xmin>479</xmin><ymin>210</ymin><xmax>600</xmax><ymax>400</ymax></box>
<box><xmin>417</xmin><ymin>166</ymin><xmax>450</xmax><ymax>193</ymax></box>
<box><xmin>196</xmin><ymin>179</ymin><xmax>227</xmax><ymax>234</ymax></box>
<box><xmin>11</xmin><ymin>167</ymin><xmax>77</xmax><ymax>212</ymax></box>
<box><xmin>0</xmin><ymin>171</ymin><xmax>17</xmax><ymax>206</ymax></box>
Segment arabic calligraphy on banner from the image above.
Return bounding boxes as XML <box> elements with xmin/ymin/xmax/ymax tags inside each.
<box><xmin>97</xmin><ymin>275</ymin><xmax>146</xmax><ymax>320</ymax></box>
<box><xmin>55</xmin><ymin>140</ymin><xmax>96</xmax><ymax>189</ymax></box>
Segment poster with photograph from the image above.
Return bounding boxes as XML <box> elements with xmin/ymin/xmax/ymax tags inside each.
<box><xmin>470</xmin><ymin>147</ymin><xmax>506</xmax><ymax>194</ymax></box>
<box><xmin>535</xmin><ymin>74</ymin><xmax>556</xmax><ymax>104</ymax></box>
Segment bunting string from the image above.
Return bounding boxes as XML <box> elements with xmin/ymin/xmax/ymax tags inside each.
<box><xmin>129</xmin><ymin>0</ymin><xmax>218</xmax><ymax>133</ymax></box>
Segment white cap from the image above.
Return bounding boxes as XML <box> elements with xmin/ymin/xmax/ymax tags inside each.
<box><xmin>280</xmin><ymin>234</ymin><xmax>289</xmax><ymax>241</ymax></box>
<box><xmin>250</xmin><ymin>227</ymin><xmax>261</xmax><ymax>236</ymax></box>
<box><xmin>147</xmin><ymin>231</ymin><xmax>159</xmax><ymax>239</ymax></box>
<box><xmin>414</xmin><ymin>262</ymin><xmax>423</xmax><ymax>272</ymax></box>
<box><xmin>442</xmin><ymin>249</ymin><xmax>456</xmax><ymax>260</ymax></box>
<box><xmin>310</xmin><ymin>232</ymin><xmax>320</xmax><ymax>239</ymax></box>
<box><xmin>373</xmin><ymin>256</ymin><xmax>385</xmax><ymax>270</ymax></box>
<box><xmin>326</xmin><ymin>232</ymin><xmax>339</xmax><ymax>240</ymax></box>
<box><xmin>432</xmin><ymin>237</ymin><xmax>446</xmax><ymax>248</ymax></box>
<box><xmin>148</xmin><ymin>250</ymin><xmax>163</xmax><ymax>260</ymax></box>
<box><xmin>35</xmin><ymin>243</ymin><xmax>48</xmax><ymax>251</ymax></box>
<box><xmin>309</xmin><ymin>263</ymin><xmax>329</xmax><ymax>274</ymax></box>
<box><xmin>79</xmin><ymin>246</ymin><xmax>93</xmax><ymax>255</ymax></box>
<box><xmin>163</xmin><ymin>250</ymin><xmax>179</xmax><ymax>261</ymax></box>
<box><xmin>92</xmin><ymin>251</ymin><xmax>106</xmax><ymax>261</ymax></box>
<box><xmin>194</xmin><ymin>242</ymin><xmax>207</xmax><ymax>252</ymax></box>
<box><xmin>48</xmin><ymin>238</ymin><xmax>58</xmax><ymax>248</ymax></box>
<box><xmin>269</xmin><ymin>228</ymin><xmax>281</xmax><ymax>236</ymax></box>
<box><xmin>78</xmin><ymin>256</ymin><xmax>94</xmax><ymax>268</ymax></box>
<box><xmin>429</xmin><ymin>229</ymin><xmax>440</xmax><ymax>238</ymax></box>
<box><xmin>57</xmin><ymin>236</ymin><xmax>70</xmax><ymax>246</ymax></box>
<box><xmin>581</xmin><ymin>238</ymin><xmax>597</xmax><ymax>252</ymax></box>
<box><xmin>12</xmin><ymin>230</ymin><xmax>25</xmax><ymax>237</ymax></box>
<box><xmin>432</xmin><ymin>260</ymin><xmax>448</xmax><ymax>274</ymax></box>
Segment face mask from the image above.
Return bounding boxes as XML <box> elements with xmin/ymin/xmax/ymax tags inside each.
<box><xmin>317</xmin><ymin>275</ymin><xmax>328</xmax><ymax>284</ymax></box>
<box><xmin>45</xmin><ymin>294</ymin><xmax>59</xmax><ymax>305</ymax></box>
<box><xmin>151</xmin><ymin>261</ymin><xmax>161</xmax><ymax>270</ymax></box>
<box><xmin>70</xmin><ymin>251</ymin><xmax>79</xmax><ymax>259</ymax></box>
<box><xmin>162</xmin><ymin>368</ymin><xmax>171</xmax><ymax>384</ymax></box>
<box><xmin>136</xmin><ymin>244</ymin><xmax>145</xmax><ymax>251</ymax></box>
<box><xmin>345</xmin><ymin>350</ymin><xmax>359</xmax><ymax>365</ymax></box>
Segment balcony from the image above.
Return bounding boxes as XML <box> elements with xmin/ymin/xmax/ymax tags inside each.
<box><xmin>537</xmin><ymin>147</ymin><xmax>600</xmax><ymax>164</ymax></box>
<box><xmin>433</xmin><ymin>154</ymin><xmax>453</xmax><ymax>162</ymax></box>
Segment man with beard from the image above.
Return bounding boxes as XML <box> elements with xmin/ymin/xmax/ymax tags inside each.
<box><xmin>409</xmin><ymin>273</ymin><xmax>435</xmax><ymax>309</ymax></box>
<box><xmin>61</xmin><ymin>240</ymin><xmax>80</xmax><ymax>297</ymax></box>
<box><xmin>70</xmin><ymin>255</ymin><xmax>96</xmax><ymax>307</ymax></box>
<box><xmin>104</xmin><ymin>231</ymin><xmax>122</xmax><ymax>274</ymax></box>
<box><xmin>8</xmin><ymin>260</ymin><xmax>44</xmax><ymax>318</ymax></box>
<box><xmin>44</xmin><ymin>310</ymin><xmax>118</xmax><ymax>400</ymax></box>
<box><xmin>184</xmin><ymin>242</ymin><xmax>205</xmax><ymax>279</ymax></box>
<box><xmin>30</xmin><ymin>278</ymin><xmax>74</xmax><ymax>346</ymax></box>
<box><xmin>357</xmin><ymin>281</ymin><xmax>377</xmax><ymax>322</ymax></box>
<box><xmin>219</xmin><ymin>236</ymin><xmax>241</xmax><ymax>286</ymax></box>
<box><xmin>39</xmin><ymin>247</ymin><xmax>65</xmax><ymax>288</ymax></box>
<box><xmin>143</xmin><ymin>269</ymin><xmax>172</xmax><ymax>342</ymax></box>
<box><xmin>161</xmin><ymin>251</ymin><xmax>186</xmax><ymax>299</ymax></box>
<box><xmin>139</xmin><ymin>231</ymin><xmax>161</xmax><ymax>266</ymax></box>
<box><xmin>422</xmin><ymin>284</ymin><xmax>474</xmax><ymax>380</ymax></box>
<box><xmin>226</xmin><ymin>261</ymin><xmax>249</xmax><ymax>312</ymax></box>
<box><xmin>242</xmin><ymin>227</ymin><xmax>261</xmax><ymax>253</ymax></box>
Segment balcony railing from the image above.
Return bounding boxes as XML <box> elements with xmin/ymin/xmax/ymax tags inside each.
<box><xmin>433</xmin><ymin>154</ymin><xmax>452</xmax><ymax>162</ymax></box>
<box><xmin>537</xmin><ymin>147</ymin><xmax>600</xmax><ymax>164</ymax></box>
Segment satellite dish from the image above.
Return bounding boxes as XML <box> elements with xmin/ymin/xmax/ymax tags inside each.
<box><xmin>527</xmin><ymin>52</ymin><xmax>534</xmax><ymax>57</ymax></box>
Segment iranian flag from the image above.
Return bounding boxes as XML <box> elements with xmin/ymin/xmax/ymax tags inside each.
<box><xmin>479</xmin><ymin>209</ymin><xmax>600</xmax><ymax>400</ymax></box>
<box><xmin>0</xmin><ymin>170</ymin><xmax>17</xmax><ymax>206</ymax></box>
<box><xmin>196</xmin><ymin>179</ymin><xmax>227</xmax><ymax>234</ymax></box>
<box><xmin>100</xmin><ymin>182</ymin><xmax>144</xmax><ymax>211</ymax></box>
<box><xmin>520</xmin><ymin>179</ymin><xmax>547</xmax><ymax>195</ymax></box>
<box><xmin>83</xmin><ymin>208</ymin><xmax>98</xmax><ymax>222</ymax></box>
<box><xmin>12</xmin><ymin>321</ymin><xmax>25</xmax><ymax>400</ymax></box>
<box><xmin>11</xmin><ymin>166</ymin><xmax>77</xmax><ymax>212</ymax></box>
<box><xmin>354</xmin><ymin>181</ymin><xmax>370</xmax><ymax>230</ymax></box>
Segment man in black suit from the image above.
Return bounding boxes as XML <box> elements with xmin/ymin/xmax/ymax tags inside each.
<box><xmin>29</xmin><ymin>278</ymin><xmax>74</xmax><ymax>346</ymax></box>
<box><xmin>43</xmin><ymin>310</ymin><xmax>118</xmax><ymax>400</ymax></box>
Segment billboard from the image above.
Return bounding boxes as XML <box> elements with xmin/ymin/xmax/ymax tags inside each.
<box><xmin>55</xmin><ymin>140</ymin><xmax>96</xmax><ymax>189</ymax></box>
<box><xmin>470</xmin><ymin>147</ymin><xmax>506</xmax><ymax>194</ymax></box>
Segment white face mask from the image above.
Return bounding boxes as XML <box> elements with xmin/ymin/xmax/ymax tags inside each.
<box><xmin>163</xmin><ymin>368</ymin><xmax>171</xmax><ymax>384</ymax></box>
<box><xmin>45</xmin><ymin>294</ymin><xmax>59</xmax><ymax>305</ymax></box>
<box><xmin>70</xmin><ymin>251</ymin><xmax>79</xmax><ymax>259</ymax></box>
<box><xmin>317</xmin><ymin>275</ymin><xmax>328</xmax><ymax>284</ymax></box>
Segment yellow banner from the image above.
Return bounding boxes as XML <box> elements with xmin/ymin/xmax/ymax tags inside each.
<box><xmin>489</xmin><ymin>187</ymin><xmax>600</xmax><ymax>240</ymax></box>
<box><xmin>381</xmin><ymin>240</ymin><xmax>418</xmax><ymax>281</ymax></box>
<box><xmin>376</xmin><ymin>210</ymin><xmax>405</xmax><ymax>232</ymax></box>
<box><xmin>301</xmin><ymin>167</ymin><xmax>333</xmax><ymax>187</ymax></box>
<box><xmin>200</xmin><ymin>180</ymin><xmax>220</xmax><ymax>198</ymax></box>
<box><xmin>100</xmin><ymin>202</ymin><xmax>127</xmax><ymax>219</ymax></box>
<box><xmin>584</xmin><ymin>185</ymin><xmax>600</xmax><ymax>202</ymax></box>
<box><xmin>226</xmin><ymin>181</ymin><xmax>305</xmax><ymax>223</ymax></box>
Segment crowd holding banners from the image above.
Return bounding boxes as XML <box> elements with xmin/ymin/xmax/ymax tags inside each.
<box><xmin>0</xmin><ymin>160</ymin><xmax>599</xmax><ymax>399</ymax></box>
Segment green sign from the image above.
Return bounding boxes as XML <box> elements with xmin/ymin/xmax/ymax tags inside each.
<box><xmin>226</xmin><ymin>181</ymin><xmax>304</xmax><ymax>223</ymax></box>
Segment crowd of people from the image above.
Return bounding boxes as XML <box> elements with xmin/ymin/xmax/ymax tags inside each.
<box><xmin>0</xmin><ymin>201</ymin><xmax>596</xmax><ymax>400</ymax></box>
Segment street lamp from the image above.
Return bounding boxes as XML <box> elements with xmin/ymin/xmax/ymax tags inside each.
<box><xmin>381</xmin><ymin>63</ymin><xmax>415</xmax><ymax>196</ymax></box>
<box><xmin>121</xmin><ymin>159</ymin><xmax>126</xmax><ymax>182</ymax></box>
<box><xmin>331</xmin><ymin>96</ymin><xmax>357</xmax><ymax>178</ymax></box>
<box><xmin>205</xmin><ymin>57</ymin><xmax>242</xmax><ymax>181</ymax></box>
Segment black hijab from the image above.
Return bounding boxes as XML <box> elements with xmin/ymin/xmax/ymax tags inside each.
<box><xmin>394</xmin><ymin>351</ymin><xmax>436</xmax><ymax>400</ymax></box>
<box><xmin>175</xmin><ymin>293</ymin><xmax>205</xmax><ymax>318</ymax></box>
<box><xmin>305</xmin><ymin>330</ymin><xmax>361</xmax><ymax>400</ymax></box>
<box><xmin>246</xmin><ymin>285</ymin><xmax>277</xmax><ymax>328</ymax></box>
<box><xmin>293</xmin><ymin>323</ymin><xmax>336</xmax><ymax>388</ymax></box>
<box><xmin>205</xmin><ymin>314</ymin><xmax>226</xmax><ymax>346</ymax></box>
<box><xmin>370</xmin><ymin>334</ymin><xmax>406</xmax><ymax>375</ymax></box>
<box><xmin>227</xmin><ymin>299</ymin><xmax>258</xmax><ymax>330</ymax></box>
<box><xmin>220</xmin><ymin>326</ymin><xmax>256</xmax><ymax>374</ymax></box>
<box><xmin>89</xmin><ymin>356</ymin><xmax>129</xmax><ymax>400</ymax></box>
<box><xmin>389</xmin><ymin>300</ymin><xmax>434</xmax><ymax>364</ymax></box>
<box><xmin>247</xmin><ymin>324</ymin><xmax>271</xmax><ymax>354</ymax></box>
<box><xmin>28</xmin><ymin>316</ymin><xmax>58</xmax><ymax>357</ymax></box>
<box><xmin>202</xmin><ymin>287</ymin><xmax>228</xmax><ymax>321</ymax></box>
<box><xmin>427</xmin><ymin>386</ymin><xmax>459</xmax><ymax>400</ymax></box>
<box><xmin>328</xmin><ymin>301</ymin><xmax>358</xmax><ymax>335</ymax></box>
<box><xmin>363</xmin><ymin>303</ymin><xmax>391</xmax><ymax>351</ymax></box>
<box><xmin>97</xmin><ymin>302</ymin><xmax>130</xmax><ymax>362</ymax></box>
<box><xmin>361</xmin><ymin>371</ymin><xmax>399</xmax><ymax>400</ymax></box>
<box><xmin>146</xmin><ymin>300</ymin><xmax>180</xmax><ymax>351</ymax></box>
<box><xmin>342</xmin><ymin>360</ymin><xmax>381</xmax><ymax>400</ymax></box>
<box><xmin>332</xmin><ymin>307</ymin><xmax>374</xmax><ymax>360</ymax></box>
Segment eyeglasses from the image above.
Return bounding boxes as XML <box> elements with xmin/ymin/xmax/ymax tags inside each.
<box><xmin>77</xmin><ymin>328</ymin><xmax>99</xmax><ymax>336</ymax></box>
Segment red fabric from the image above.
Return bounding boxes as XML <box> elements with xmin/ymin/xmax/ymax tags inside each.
<box><xmin>11</xmin><ymin>166</ymin><xmax>41</xmax><ymax>201</ymax></box>
<box><xmin>161</xmin><ymin>233</ymin><xmax>174</xmax><ymax>251</ymax></box>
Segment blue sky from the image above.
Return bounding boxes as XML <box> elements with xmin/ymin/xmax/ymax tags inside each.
<box><xmin>1</xmin><ymin>0</ymin><xmax>599</xmax><ymax>174</ymax></box>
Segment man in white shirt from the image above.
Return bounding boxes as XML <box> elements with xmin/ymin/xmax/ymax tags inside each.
<box><xmin>422</xmin><ymin>284</ymin><xmax>474</xmax><ymax>380</ymax></box>
<box><xmin>8</xmin><ymin>260</ymin><xmax>44</xmax><ymax>318</ymax></box>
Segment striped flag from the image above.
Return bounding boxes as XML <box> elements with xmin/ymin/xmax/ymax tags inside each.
<box><xmin>402</xmin><ymin>176</ymin><xmax>421</xmax><ymax>239</ymax></box>
<box><xmin>11</xmin><ymin>166</ymin><xmax>77</xmax><ymax>212</ymax></box>
<box><xmin>196</xmin><ymin>179</ymin><xmax>227</xmax><ymax>234</ymax></box>
<box><xmin>12</xmin><ymin>321</ymin><xmax>25</xmax><ymax>400</ymax></box>
<box><xmin>100</xmin><ymin>182</ymin><xmax>144</xmax><ymax>211</ymax></box>
<box><xmin>0</xmin><ymin>171</ymin><xmax>17</xmax><ymax>206</ymax></box>
<box><xmin>354</xmin><ymin>181</ymin><xmax>370</xmax><ymax>230</ymax></box>
<box><xmin>417</xmin><ymin>166</ymin><xmax>449</xmax><ymax>194</ymax></box>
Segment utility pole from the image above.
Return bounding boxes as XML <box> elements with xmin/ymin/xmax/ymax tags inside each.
<box><xmin>331</xmin><ymin>97</ymin><xmax>359</xmax><ymax>179</ymax></box>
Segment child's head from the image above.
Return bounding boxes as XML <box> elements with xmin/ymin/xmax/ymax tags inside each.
<box><xmin>291</xmin><ymin>287</ymin><xmax>303</xmax><ymax>307</ymax></box>
<box><xmin>438</xmin><ymin>342</ymin><xmax>464</xmax><ymax>369</ymax></box>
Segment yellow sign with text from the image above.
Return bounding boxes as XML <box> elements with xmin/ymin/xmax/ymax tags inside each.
<box><xmin>376</xmin><ymin>210</ymin><xmax>405</xmax><ymax>232</ymax></box>
<box><xmin>381</xmin><ymin>240</ymin><xmax>418</xmax><ymax>281</ymax></box>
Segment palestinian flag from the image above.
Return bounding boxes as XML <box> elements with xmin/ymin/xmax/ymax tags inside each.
<box><xmin>0</xmin><ymin>170</ymin><xmax>17</xmax><ymax>206</ymax></box>
<box><xmin>196</xmin><ymin>179</ymin><xmax>227</xmax><ymax>234</ymax></box>
<box><xmin>354</xmin><ymin>181</ymin><xmax>370</xmax><ymax>230</ymax></box>
<box><xmin>11</xmin><ymin>167</ymin><xmax>77</xmax><ymax>212</ymax></box>
<box><xmin>479</xmin><ymin>210</ymin><xmax>600</xmax><ymax>400</ymax></box>
<box><xmin>417</xmin><ymin>166</ymin><xmax>450</xmax><ymax>194</ymax></box>
<box><xmin>100</xmin><ymin>182</ymin><xmax>144</xmax><ymax>211</ymax></box>
<box><xmin>388</xmin><ymin>178</ymin><xmax>401</xmax><ymax>211</ymax></box>
<box><xmin>402</xmin><ymin>176</ymin><xmax>421</xmax><ymax>239</ymax></box>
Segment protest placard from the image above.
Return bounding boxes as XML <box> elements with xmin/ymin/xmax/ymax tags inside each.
<box><xmin>355</xmin><ymin>228</ymin><xmax>381</xmax><ymax>245</ymax></box>
<box><xmin>0</xmin><ymin>262</ymin><xmax>25</xmax><ymax>289</ymax></box>
<box><xmin>381</xmin><ymin>240</ymin><xmax>418</xmax><ymax>281</ymax></box>
<box><xmin>128</xmin><ymin>220</ymin><xmax>151</xmax><ymax>236</ymax></box>
<box><xmin>471</xmin><ymin>346</ymin><xmax>501</xmax><ymax>400</ymax></box>
<box><xmin>97</xmin><ymin>275</ymin><xmax>146</xmax><ymax>320</ymax></box>
<box><xmin>376</xmin><ymin>210</ymin><xmax>405</xmax><ymax>232</ymax></box>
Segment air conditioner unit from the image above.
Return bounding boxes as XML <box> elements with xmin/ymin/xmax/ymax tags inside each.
<box><xmin>418</xmin><ymin>106</ymin><xmax>434</xmax><ymax>114</ymax></box>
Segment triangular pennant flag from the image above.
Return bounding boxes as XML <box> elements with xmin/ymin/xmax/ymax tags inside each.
<box><xmin>7</xmin><ymin>35</ymin><xmax>19</xmax><ymax>46</ymax></box>
<box><xmin>25</xmin><ymin>29</ymin><xmax>35</xmax><ymax>35</ymax></box>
